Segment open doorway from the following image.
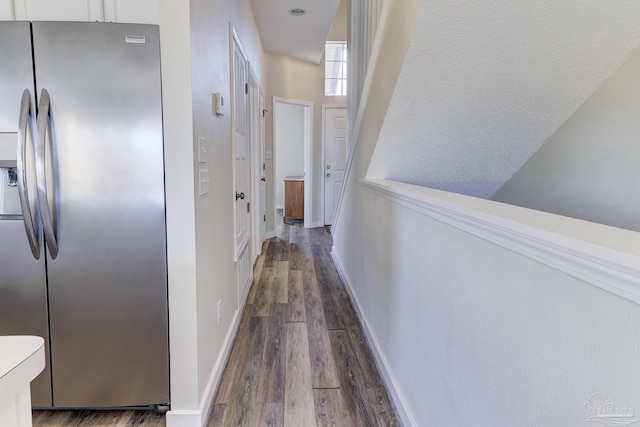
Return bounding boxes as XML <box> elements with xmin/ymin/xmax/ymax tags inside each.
<box><xmin>273</xmin><ymin>97</ymin><xmax>313</xmax><ymax>228</ymax></box>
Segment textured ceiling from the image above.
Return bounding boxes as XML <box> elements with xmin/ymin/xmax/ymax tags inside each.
<box><xmin>367</xmin><ymin>0</ymin><xmax>640</xmax><ymax>199</ymax></box>
<box><xmin>250</xmin><ymin>0</ymin><xmax>340</xmax><ymax>64</ymax></box>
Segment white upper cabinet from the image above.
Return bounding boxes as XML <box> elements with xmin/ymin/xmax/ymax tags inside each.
<box><xmin>0</xmin><ymin>0</ymin><xmax>158</xmax><ymax>24</ymax></box>
<box><xmin>0</xmin><ymin>0</ymin><xmax>14</xmax><ymax>20</ymax></box>
<box><xmin>14</xmin><ymin>0</ymin><xmax>104</xmax><ymax>21</ymax></box>
<box><xmin>104</xmin><ymin>0</ymin><xmax>159</xmax><ymax>24</ymax></box>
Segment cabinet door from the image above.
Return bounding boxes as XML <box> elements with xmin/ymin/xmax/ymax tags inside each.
<box><xmin>103</xmin><ymin>0</ymin><xmax>159</xmax><ymax>24</ymax></box>
<box><xmin>0</xmin><ymin>0</ymin><xmax>14</xmax><ymax>20</ymax></box>
<box><xmin>13</xmin><ymin>0</ymin><xmax>103</xmax><ymax>21</ymax></box>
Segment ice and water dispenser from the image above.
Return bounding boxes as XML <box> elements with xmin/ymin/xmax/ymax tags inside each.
<box><xmin>0</xmin><ymin>133</ymin><xmax>20</xmax><ymax>217</ymax></box>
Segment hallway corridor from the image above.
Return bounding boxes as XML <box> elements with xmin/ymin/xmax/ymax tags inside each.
<box><xmin>209</xmin><ymin>220</ymin><xmax>400</xmax><ymax>426</ymax></box>
<box><xmin>31</xmin><ymin>220</ymin><xmax>400</xmax><ymax>427</ymax></box>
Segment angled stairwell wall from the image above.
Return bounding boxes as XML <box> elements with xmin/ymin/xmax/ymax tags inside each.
<box><xmin>366</xmin><ymin>1</ymin><xmax>640</xmax><ymax>199</ymax></box>
<box><xmin>492</xmin><ymin>48</ymin><xmax>640</xmax><ymax>232</ymax></box>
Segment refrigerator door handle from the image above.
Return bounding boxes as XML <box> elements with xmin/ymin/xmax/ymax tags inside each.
<box><xmin>35</xmin><ymin>88</ymin><xmax>59</xmax><ymax>259</ymax></box>
<box><xmin>16</xmin><ymin>89</ymin><xmax>41</xmax><ymax>260</ymax></box>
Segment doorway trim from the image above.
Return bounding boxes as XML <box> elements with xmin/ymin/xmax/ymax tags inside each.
<box><xmin>272</xmin><ymin>96</ymin><xmax>314</xmax><ymax>228</ymax></box>
<box><xmin>248</xmin><ymin>64</ymin><xmax>264</xmax><ymax>259</ymax></box>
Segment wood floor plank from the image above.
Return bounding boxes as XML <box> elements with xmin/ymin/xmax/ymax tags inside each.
<box><xmin>288</xmin><ymin>223</ymin><xmax>300</xmax><ymax>244</ymax></box>
<box><xmin>246</xmin><ymin>403</ymin><xmax>284</xmax><ymax>427</ymax></box>
<box><xmin>284</xmin><ymin>323</ymin><xmax>316</xmax><ymax>427</ymax></box>
<box><xmin>128</xmin><ymin>411</ymin><xmax>167</xmax><ymax>426</ymax></box>
<box><xmin>257</xmin><ymin>304</ymin><xmax>287</xmax><ymax>404</ymax></box>
<box><xmin>307</xmin><ymin>227</ymin><xmax>331</xmax><ymax>247</ymax></box>
<box><xmin>309</xmin><ymin>245</ymin><xmax>346</xmax><ymax>330</ymax></box>
<box><xmin>32</xmin><ymin>410</ymin><xmax>164</xmax><ymax>427</ymax></box>
<box><xmin>367</xmin><ymin>387</ymin><xmax>400</xmax><ymax>427</ymax></box>
<box><xmin>253</xmin><ymin>261</ymin><xmax>288</xmax><ymax>307</ymax></box>
<box><xmin>289</xmin><ymin>242</ymin><xmax>313</xmax><ymax>272</ymax></box>
<box><xmin>247</xmin><ymin>255</ymin><xmax>266</xmax><ymax>304</ymax></box>
<box><xmin>329</xmin><ymin>329</ymin><xmax>379</xmax><ymax>427</ymax></box>
<box><xmin>313</xmin><ymin>388</ymin><xmax>364</xmax><ymax>427</ymax></box>
<box><xmin>348</xmin><ymin>326</ymin><xmax>384</xmax><ymax>388</ymax></box>
<box><xmin>252</xmin><ymin>266</ymin><xmax>276</xmax><ymax>307</ymax></box>
<box><xmin>207</xmin><ymin>404</ymin><xmax>226</xmax><ymax>427</ymax></box>
<box><xmin>263</xmin><ymin>238</ymin><xmax>279</xmax><ymax>268</ymax></box>
<box><xmin>33</xmin><ymin>411</ymin><xmax>73</xmax><ymax>427</ymax></box>
<box><xmin>315</xmin><ymin>283</ymin><xmax>345</xmax><ymax>330</ymax></box>
<box><xmin>287</xmin><ymin>270</ymin><xmax>306</xmax><ymax>322</ymax></box>
<box><xmin>266</xmin><ymin>240</ymin><xmax>289</xmax><ymax>266</ymax></box>
<box><xmin>272</xmin><ymin>261</ymin><xmax>289</xmax><ymax>304</ymax></box>
<box><xmin>290</xmin><ymin>225</ymin><xmax>308</xmax><ymax>246</ymax></box>
<box><xmin>302</xmin><ymin>270</ymin><xmax>340</xmax><ymax>389</ymax></box>
<box><xmin>214</xmin><ymin>306</ymin><xmax>256</xmax><ymax>404</ymax></box>
<box><xmin>217</xmin><ymin>317</ymin><xmax>267</xmax><ymax>426</ymax></box>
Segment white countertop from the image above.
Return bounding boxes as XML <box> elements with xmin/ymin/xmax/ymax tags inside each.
<box><xmin>0</xmin><ymin>336</ymin><xmax>45</xmax><ymax>403</ymax></box>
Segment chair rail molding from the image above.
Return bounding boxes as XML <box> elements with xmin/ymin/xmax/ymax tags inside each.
<box><xmin>361</xmin><ymin>178</ymin><xmax>640</xmax><ymax>305</ymax></box>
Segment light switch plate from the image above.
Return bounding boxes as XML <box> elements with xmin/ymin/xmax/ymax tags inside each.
<box><xmin>213</xmin><ymin>92</ymin><xmax>224</xmax><ymax>116</ymax></box>
<box><xmin>198</xmin><ymin>137</ymin><xmax>207</xmax><ymax>163</ymax></box>
<box><xmin>199</xmin><ymin>169</ymin><xmax>210</xmax><ymax>196</ymax></box>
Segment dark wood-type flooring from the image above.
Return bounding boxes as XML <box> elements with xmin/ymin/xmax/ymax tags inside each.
<box><xmin>210</xmin><ymin>219</ymin><xmax>399</xmax><ymax>426</ymax></box>
<box><xmin>32</xmin><ymin>218</ymin><xmax>399</xmax><ymax>426</ymax></box>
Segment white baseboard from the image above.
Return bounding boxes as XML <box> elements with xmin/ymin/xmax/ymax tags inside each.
<box><xmin>265</xmin><ymin>230</ymin><xmax>277</xmax><ymax>239</ymax></box>
<box><xmin>166</xmin><ymin>295</ymin><xmax>246</xmax><ymax>427</ymax></box>
<box><xmin>165</xmin><ymin>410</ymin><xmax>201</xmax><ymax>427</ymax></box>
<box><xmin>330</xmin><ymin>249</ymin><xmax>417</xmax><ymax>427</ymax></box>
<box><xmin>307</xmin><ymin>221</ymin><xmax>324</xmax><ymax>228</ymax></box>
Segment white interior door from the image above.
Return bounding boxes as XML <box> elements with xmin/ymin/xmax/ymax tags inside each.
<box><xmin>232</xmin><ymin>33</ymin><xmax>250</xmax><ymax>261</ymax></box>
<box><xmin>323</xmin><ymin>106</ymin><xmax>347</xmax><ymax>225</ymax></box>
<box><xmin>259</xmin><ymin>92</ymin><xmax>266</xmax><ymax>241</ymax></box>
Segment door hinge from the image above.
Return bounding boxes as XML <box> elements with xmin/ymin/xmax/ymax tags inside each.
<box><xmin>263</xmin><ymin>163</ymin><xmax>266</xmax><ymax>170</ymax></box>
<box><xmin>262</xmin><ymin>109</ymin><xmax>268</xmax><ymax>117</ymax></box>
<box><xmin>247</xmin><ymin>202</ymin><xmax>250</xmax><ymax>213</ymax></box>
<box><xmin>263</xmin><ymin>215</ymin><xmax>266</xmax><ymax>221</ymax></box>
<box><xmin>245</xmin><ymin>83</ymin><xmax>248</xmax><ymax>94</ymax></box>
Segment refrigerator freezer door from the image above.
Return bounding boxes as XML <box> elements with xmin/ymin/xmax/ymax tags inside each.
<box><xmin>31</xmin><ymin>22</ymin><xmax>169</xmax><ymax>407</ymax></box>
<box><xmin>0</xmin><ymin>21</ymin><xmax>52</xmax><ymax>407</ymax></box>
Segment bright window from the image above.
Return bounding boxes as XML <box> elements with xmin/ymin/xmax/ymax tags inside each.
<box><xmin>325</xmin><ymin>42</ymin><xmax>347</xmax><ymax>96</ymax></box>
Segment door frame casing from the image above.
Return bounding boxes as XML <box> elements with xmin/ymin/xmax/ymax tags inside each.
<box><xmin>272</xmin><ymin>96</ymin><xmax>313</xmax><ymax>228</ymax></box>
<box><xmin>248</xmin><ymin>63</ymin><xmax>264</xmax><ymax>259</ymax></box>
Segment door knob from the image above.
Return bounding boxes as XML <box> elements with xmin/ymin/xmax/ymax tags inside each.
<box><xmin>236</xmin><ymin>192</ymin><xmax>245</xmax><ymax>200</ymax></box>
<box><xmin>261</xmin><ymin>177</ymin><xmax>266</xmax><ymax>182</ymax></box>
<box><xmin>326</xmin><ymin>173</ymin><xmax>331</xmax><ymax>177</ymax></box>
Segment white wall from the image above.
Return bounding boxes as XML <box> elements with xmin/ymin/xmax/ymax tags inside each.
<box><xmin>264</xmin><ymin>0</ymin><xmax>347</xmax><ymax>231</ymax></box>
<box><xmin>157</xmin><ymin>0</ymin><xmax>264</xmax><ymax>425</ymax></box>
<box><xmin>492</xmin><ymin>48</ymin><xmax>640</xmax><ymax>232</ymax></box>
<box><xmin>333</xmin><ymin>180</ymin><xmax>640</xmax><ymax>426</ymax></box>
<box><xmin>274</xmin><ymin>102</ymin><xmax>305</xmax><ymax>208</ymax></box>
<box><xmin>187</xmin><ymin>0</ymin><xmax>264</xmax><ymax>424</ymax></box>
<box><xmin>158</xmin><ymin>0</ymin><xmax>199</xmax><ymax>415</ymax></box>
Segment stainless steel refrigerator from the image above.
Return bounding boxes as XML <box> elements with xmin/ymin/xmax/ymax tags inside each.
<box><xmin>0</xmin><ymin>21</ymin><xmax>170</xmax><ymax>410</ymax></box>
